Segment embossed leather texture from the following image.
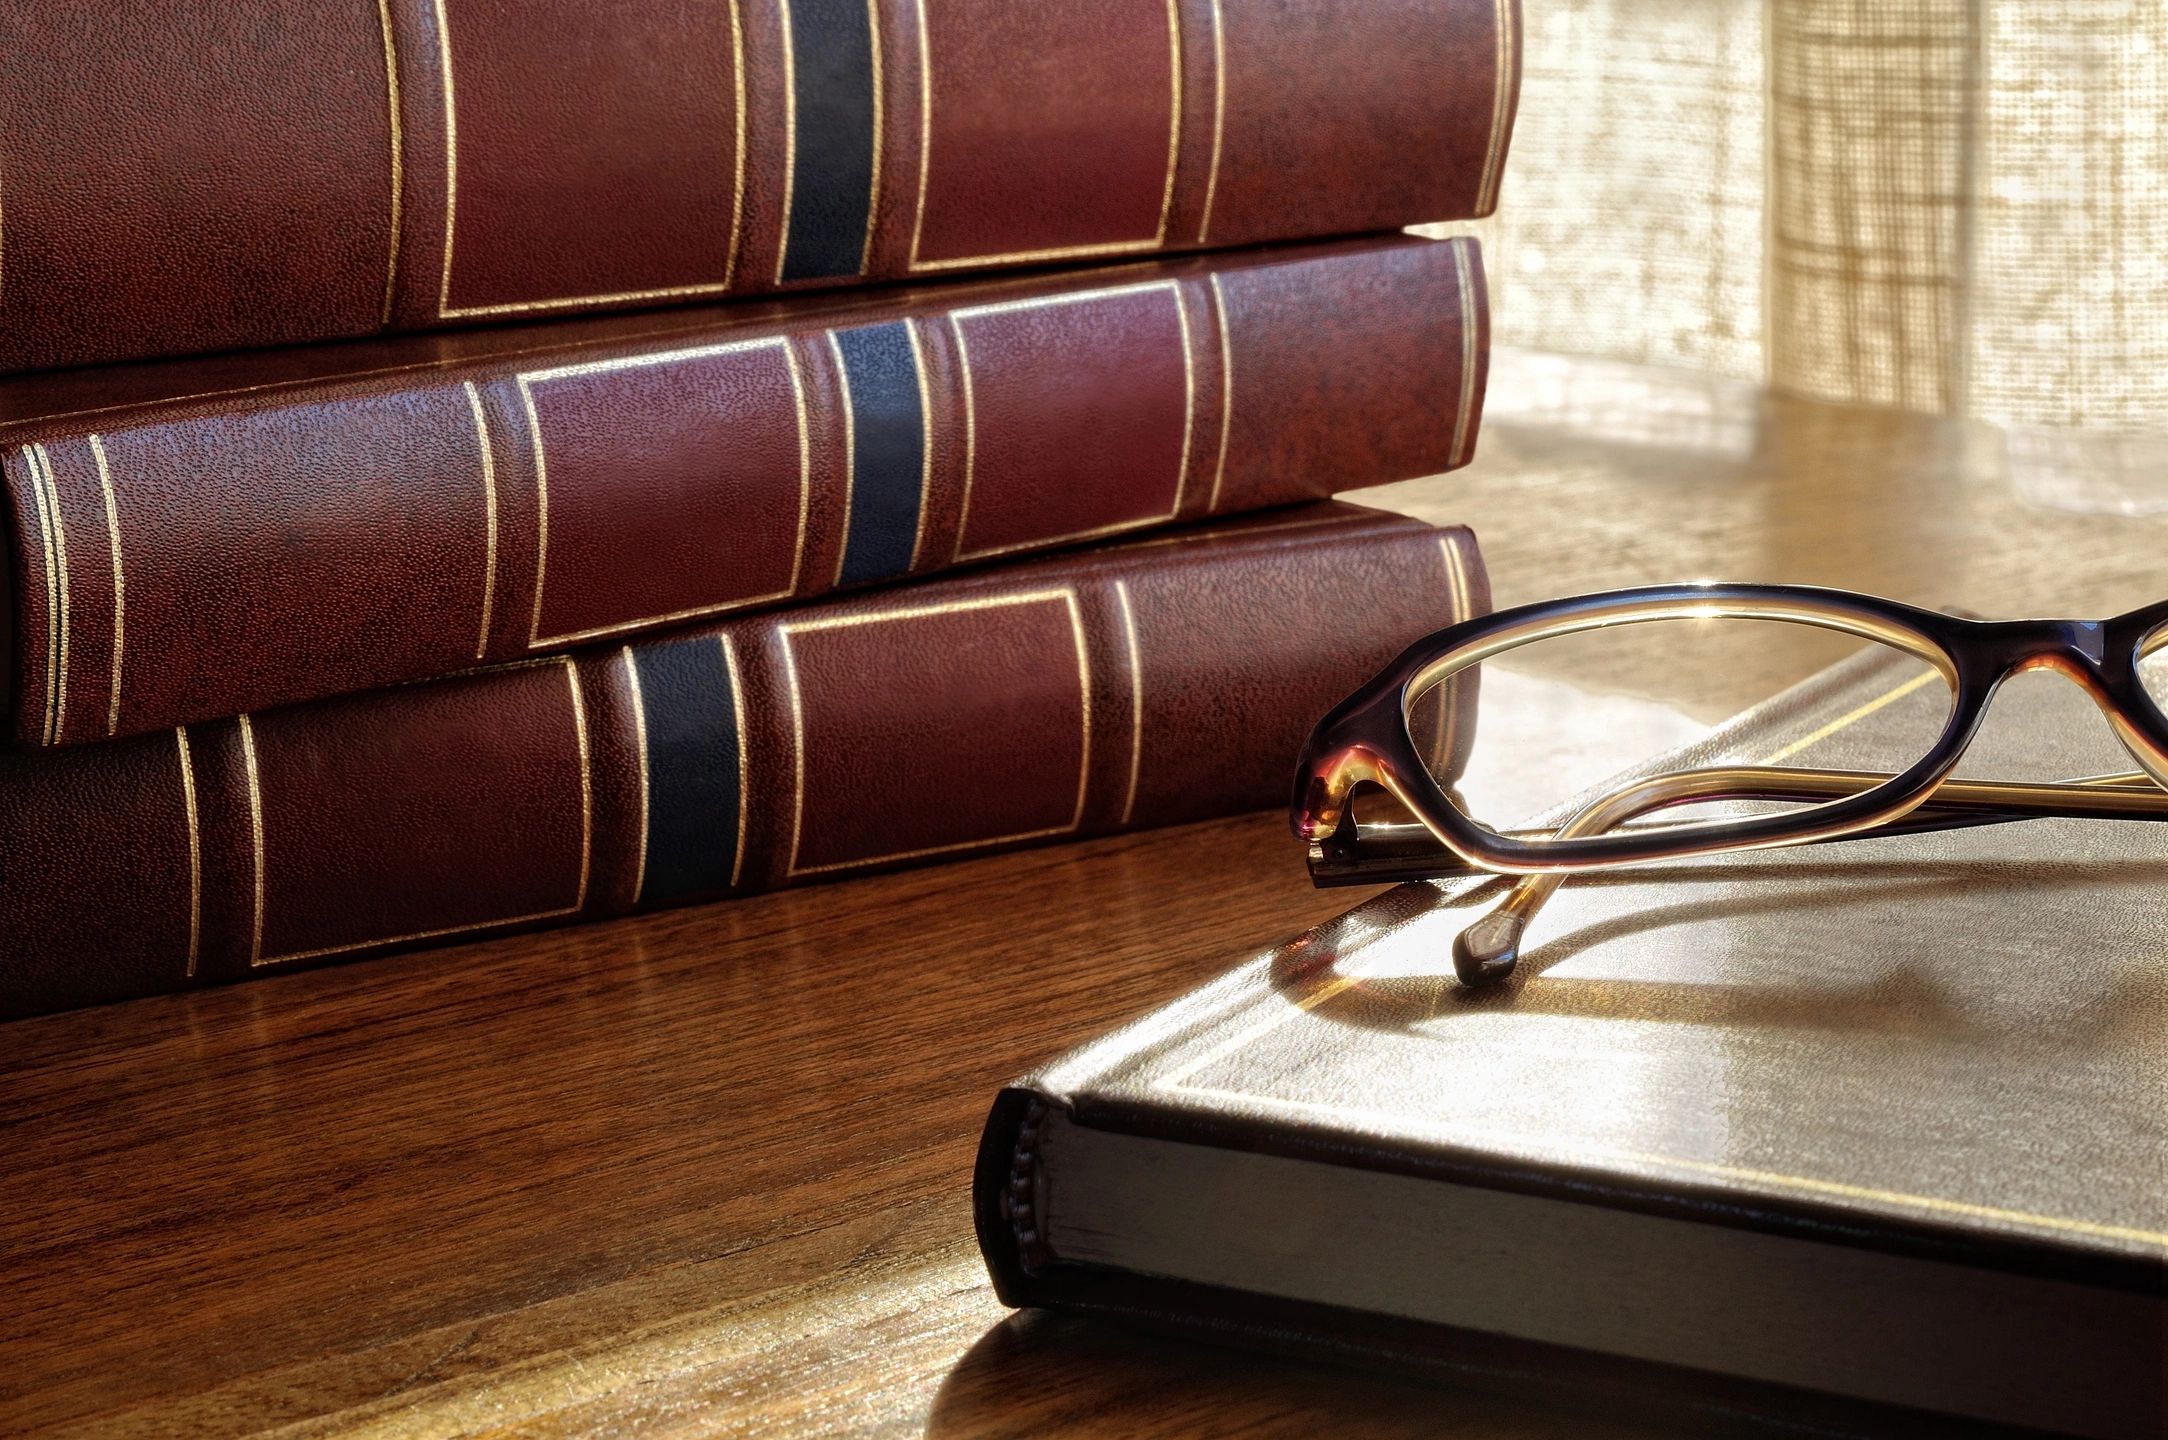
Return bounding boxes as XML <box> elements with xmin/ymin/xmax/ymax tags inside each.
<box><xmin>0</xmin><ymin>235</ymin><xmax>1487</xmax><ymax>748</ymax></box>
<box><xmin>0</xmin><ymin>0</ymin><xmax>1520</xmax><ymax>374</ymax></box>
<box><xmin>0</xmin><ymin>504</ymin><xmax>1486</xmax><ymax>1019</ymax></box>
<box><xmin>976</xmin><ymin>650</ymin><xmax>2168</xmax><ymax>1438</ymax></box>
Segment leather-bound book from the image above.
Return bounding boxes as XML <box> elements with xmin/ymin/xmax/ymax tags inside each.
<box><xmin>0</xmin><ymin>504</ymin><xmax>1485</xmax><ymax>1019</ymax></box>
<box><xmin>0</xmin><ymin>0</ymin><xmax>1519</xmax><ymax>373</ymax></box>
<box><xmin>976</xmin><ymin>650</ymin><xmax>2168</xmax><ymax>1438</ymax></box>
<box><xmin>0</xmin><ymin>234</ymin><xmax>1486</xmax><ymax>748</ymax></box>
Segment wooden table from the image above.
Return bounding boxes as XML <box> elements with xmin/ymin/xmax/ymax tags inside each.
<box><xmin>9</xmin><ymin>352</ymin><xmax>2167</xmax><ymax>1437</ymax></box>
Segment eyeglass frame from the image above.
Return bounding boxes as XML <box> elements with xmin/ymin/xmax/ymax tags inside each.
<box><xmin>1291</xmin><ymin>583</ymin><xmax>2168</xmax><ymax>978</ymax></box>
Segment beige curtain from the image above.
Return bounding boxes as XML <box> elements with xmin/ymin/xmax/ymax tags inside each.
<box><xmin>1438</xmin><ymin>0</ymin><xmax>2168</xmax><ymax>493</ymax></box>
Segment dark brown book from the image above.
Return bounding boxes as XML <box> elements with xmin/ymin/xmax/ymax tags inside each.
<box><xmin>0</xmin><ymin>0</ymin><xmax>1519</xmax><ymax>373</ymax></box>
<box><xmin>0</xmin><ymin>504</ymin><xmax>1485</xmax><ymax>1020</ymax></box>
<box><xmin>976</xmin><ymin>648</ymin><xmax>2168</xmax><ymax>1438</ymax></box>
<box><xmin>0</xmin><ymin>234</ymin><xmax>1485</xmax><ymax>748</ymax></box>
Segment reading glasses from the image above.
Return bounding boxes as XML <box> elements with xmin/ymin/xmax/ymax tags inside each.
<box><xmin>1292</xmin><ymin>584</ymin><xmax>2168</xmax><ymax>984</ymax></box>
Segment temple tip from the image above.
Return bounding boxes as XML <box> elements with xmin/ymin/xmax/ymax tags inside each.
<box><xmin>1452</xmin><ymin>912</ymin><xmax>1522</xmax><ymax>986</ymax></box>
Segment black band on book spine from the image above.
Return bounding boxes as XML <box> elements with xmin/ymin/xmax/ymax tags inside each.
<box><xmin>633</xmin><ymin>635</ymin><xmax>746</xmax><ymax>904</ymax></box>
<box><xmin>780</xmin><ymin>0</ymin><xmax>880</xmax><ymax>282</ymax></box>
<box><xmin>835</xmin><ymin>321</ymin><xmax>927</xmax><ymax>586</ymax></box>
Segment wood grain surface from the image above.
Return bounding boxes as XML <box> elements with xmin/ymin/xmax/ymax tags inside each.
<box><xmin>8</xmin><ymin>351</ymin><xmax>2168</xmax><ymax>1436</ymax></box>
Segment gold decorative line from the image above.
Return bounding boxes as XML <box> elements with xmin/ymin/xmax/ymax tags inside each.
<box><xmin>774</xmin><ymin>0</ymin><xmax>800</xmax><ymax>286</ymax></box>
<box><xmin>258</xmin><ymin>908</ymin><xmax>591</xmax><ymax>967</ymax></box>
<box><xmin>1155</xmin><ymin>0</ymin><xmax>1182</xmax><ymax>245</ymax></box>
<box><xmin>567</xmin><ymin>659</ymin><xmax>594</xmax><ymax>910</ymax></box>
<box><xmin>720</xmin><ymin>633</ymin><xmax>750</xmax><ymax>887</ymax></box>
<box><xmin>464</xmin><ymin>382</ymin><xmax>499</xmax><ymax>659</ymax></box>
<box><xmin>32</xmin><ymin>444</ymin><xmax>70</xmax><ymax>744</ymax></box>
<box><xmin>1197</xmin><ymin>0</ymin><xmax>1227</xmax><ymax>244</ymax></box>
<box><xmin>176</xmin><ymin>727</ymin><xmax>201</xmax><ymax>978</ymax></box>
<box><xmin>377</xmin><ymin>0</ymin><xmax>404</xmax><ymax>326</ymax></box>
<box><xmin>949</xmin><ymin>283</ymin><xmax>1191</xmax><ymax>560</ymax></box>
<box><xmin>432</xmin><ymin>0</ymin><xmax>457</xmax><ymax>316</ymax></box>
<box><xmin>860</xmin><ymin>0</ymin><xmax>885</xmax><ymax>275</ymax></box>
<box><xmin>1449</xmin><ymin>242</ymin><xmax>1479</xmax><ymax>467</ymax></box>
<box><xmin>779</xmin><ymin>588</ymin><xmax>1092</xmax><ymax>875</ymax></box>
<box><xmin>1172</xmin><ymin>288</ymin><xmax>1197</xmax><ymax>510</ymax></box>
<box><xmin>907</xmin><ymin>0</ymin><xmax>934</xmax><ymax>267</ymax></box>
<box><xmin>239</xmin><ymin>714</ymin><xmax>266</xmax><ymax>965</ymax></box>
<box><xmin>728</xmin><ymin>0</ymin><xmax>748</xmax><ymax>289</ymax></box>
<box><xmin>904</xmin><ymin>319</ymin><xmax>933</xmax><ymax>568</ymax></box>
<box><xmin>1207</xmin><ymin>275</ymin><xmax>1234</xmax><ymax>510</ymax></box>
<box><xmin>21</xmin><ymin>446</ymin><xmax>60</xmax><ymax>745</ymax></box>
<box><xmin>623</xmin><ymin>647</ymin><xmax>651</xmax><ymax>904</ymax></box>
<box><xmin>780</xmin><ymin>630</ymin><xmax>810</xmax><ymax>877</ymax></box>
<box><xmin>438</xmin><ymin>282</ymin><xmax>741</xmax><ymax>320</ymax></box>
<box><xmin>1757</xmin><ymin>669</ymin><xmax>1943</xmax><ymax>767</ymax></box>
<box><xmin>829</xmin><ymin>333</ymin><xmax>859</xmax><ymax>586</ymax></box>
<box><xmin>911</xmin><ymin>238</ymin><xmax>1164</xmax><ymax>274</ymax></box>
<box><xmin>946</xmin><ymin>315</ymin><xmax>977</xmax><ymax>562</ymax></box>
<box><xmin>89</xmin><ymin>435</ymin><xmax>124</xmax><ymax>736</ymax></box>
<box><xmin>517</xmin><ymin>376</ymin><xmax>550</xmax><ymax>646</ymax></box>
<box><xmin>784</xmin><ymin>343</ymin><xmax>813</xmax><ymax>596</ymax></box>
<box><xmin>1114</xmin><ymin>579</ymin><xmax>1145</xmax><ymax>826</ymax></box>
<box><xmin>1476</xmin><ymin>0</ymin><xmax>1515</xmax><ymax>215</ymax></box>
<box><xmin>1434</xmin><ymin>534</ymin><xmax>1468</xmax><ymax>767</ymax></box>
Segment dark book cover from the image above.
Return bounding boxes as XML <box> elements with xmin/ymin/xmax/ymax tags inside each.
<box><xmin>977</xmin><ymin>647</ymin><xmax>2168</xmax><ymax>1438</ymax></box>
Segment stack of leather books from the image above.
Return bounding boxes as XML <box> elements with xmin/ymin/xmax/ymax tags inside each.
<box><xmin>0</xmin><ymin>0</ymin><xmax>1520</xmax><ymax>1019</ymax></box>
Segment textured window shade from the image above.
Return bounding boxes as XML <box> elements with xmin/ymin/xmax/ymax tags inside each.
<box><xmin>1444</xmin><ymin>0</ymin><xmax>2166</xmax><ymax>473</ymax></box>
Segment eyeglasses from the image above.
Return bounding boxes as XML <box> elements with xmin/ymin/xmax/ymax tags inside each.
<box><xmin>1291</xmin><ymin>584</ymin><xmax>2168</xmax><ymax>984</ymax></box>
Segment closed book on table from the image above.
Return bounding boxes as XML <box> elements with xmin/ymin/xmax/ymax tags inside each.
<box><xmin>976</xmin><ymin>649</ymin><xmax>2168</xmax><ymax>1438</ymax></box>
<box><xmin>0</xmin><ymin>234</ymin><xmax>1486</xmax><ymax>748</ymax></box>
<box><xmin>0</xmin><ymin>504</ymin><xmax>1486</xmax><ymax>1019</ymax></box>
<box><xmin>0</xmin><ymin>0</ymin><xmax>1519</xmax><ymax>372</ymax></box>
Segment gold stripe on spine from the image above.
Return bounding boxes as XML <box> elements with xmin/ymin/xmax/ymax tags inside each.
<box><xmin>516</xmin><ymin>375</ymin><xmax>550</xmax><ymax>646</ymax></box>
<box><xmin>239</xmin><ymin>713</ymin><xmax>266</xmax><ymax>966</ymax></box>
<box><xmin>779</xmin><ymin>588</ymin><xmax>1093</xmax><ymax>875</ymax></box>
<box><xmin>176</xmin><ymin>727</ymin><xmax>201</xmax><ymax>978</ymax></box>
<box><xmin>906</xmin><ymin>0</ymin><xmax>1184</xmax><ymax>271</ymax></box>
<box><xmin>773</xmin><ymin>0</ymin><xmax>800</xmax><ymax>286</ymax></box>
<box><xmin>1476</xmin><ymin>0</ymin><xmax>1515</xmax><ymax>215</ymax></box>
<box><xmin>828</xmin><ymin>332</ymin><xmax>858</xmax><ymax>587</ymax></box>
<box><xmin>517</xmin><ymin>338</ymin><xmax>812</xmax><ymax>647</ymax></box>
<box><xmin>1206</xmin><ymin>275</ymin><xmax>1234</xmax><ymax>511</ymax></box>
<box><xmin>1154</xmin><ymin>0</ymin><xmax>1182</xmax><ymax>245</ymax></box>
<box><xmin>729</xmin><ymin>0</ymin><xmax>748</xmax><ymax>288</ymax></box>
<box><xmin>1449</xmin><ymin>242</ymin><xmax>1478</xmax><ymax>467</ymax></box>
<box><xmin>90</xmin><ymin>435</ymin><xmax>124</xmax><ymax>737</ymax></box>
<box><xmin>1114</xmin><ymin>578</ymin><xmax>1145</xmax><ymax>826</ymax></box>
<box><xmin>464</xmin><ymin>382</ymin><xmax>499</xmax><ymax>659</ymax></box>
<box><xmin>948</xmin><ymin>281</ymin><xmax>1194</xmax><ymax>561</ymax></box>
<box><xmin>434</xmin><ymin>0</ymin><xmax>747</xmax><ymax>317</ymax></box>
<box><xmin>623</xmin><ymin>646</ymin><xmax>651</xmax><ymax>904</ymax></box>
<box><xmin>566</xmin><ymin>658</ymin><xmax>593</xmax><ymax>910</ymax></box>
<box><xmin>432</xmin><ymin>0</ymin><xmax>458</xmax><ymax>317</ymax></box>
<box><xmin>860</xmin><ymin>0</ymin><xmax>885</xmax><ymax>274</ymax></box>
<box><xmin>21</xmin><ymin>446</ymin><xmax>59</xmax><ymax>745</ymax></box>
<box><xmin>904</xmin><ymin>319</ymin><xmax>933</xmax><ymax>568</ymax></box>
<box><xmin>248</xmin><ymin>658</ymin><xmax>594</xmax><ymax>967</ymax></box>
<box><xmin>32</xmin><ymin>444</ymin><xmax>70</xmax><ymax>745</ymax></box>
<box><xmin>720</xmin><ymin>632</ymin><xmax>750</xmax><ymax>887</ymax></box>
<box><xmin>1196</xmin><ymin>0</ymin><xmax>1227</xmax><ymax>244</ymax></box>
<box><xmin>377</xmin><ymin>0</ymin><xmax>404</xmax><ymax>326</ymax></box>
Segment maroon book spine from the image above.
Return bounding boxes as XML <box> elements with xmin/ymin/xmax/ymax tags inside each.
<box><xmin>0</xmin><ymin>235</ymin><xmax>1490</xmax><ymax>748</ymax></box>
<box><xmin>0</xmin><ymin>505</ymin><xmax>1486</xmax><ymax>1019</ymax></box>
<box><xmin>0</xmin><ymin>0</ymin><xmax>1519</xmax><ymax>374</ymax></box>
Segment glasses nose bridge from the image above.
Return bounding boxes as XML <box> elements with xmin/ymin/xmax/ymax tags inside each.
<box><xmin>1974</xmin><ymin>617</ymin><xmax>2113</xmax><ymax>681</ymax></box>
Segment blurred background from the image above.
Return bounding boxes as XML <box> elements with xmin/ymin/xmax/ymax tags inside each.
<box><xmin>1431</xmin><ymin>0</ymin><xmax>2165</xmax><ymax>505</ymax></box>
